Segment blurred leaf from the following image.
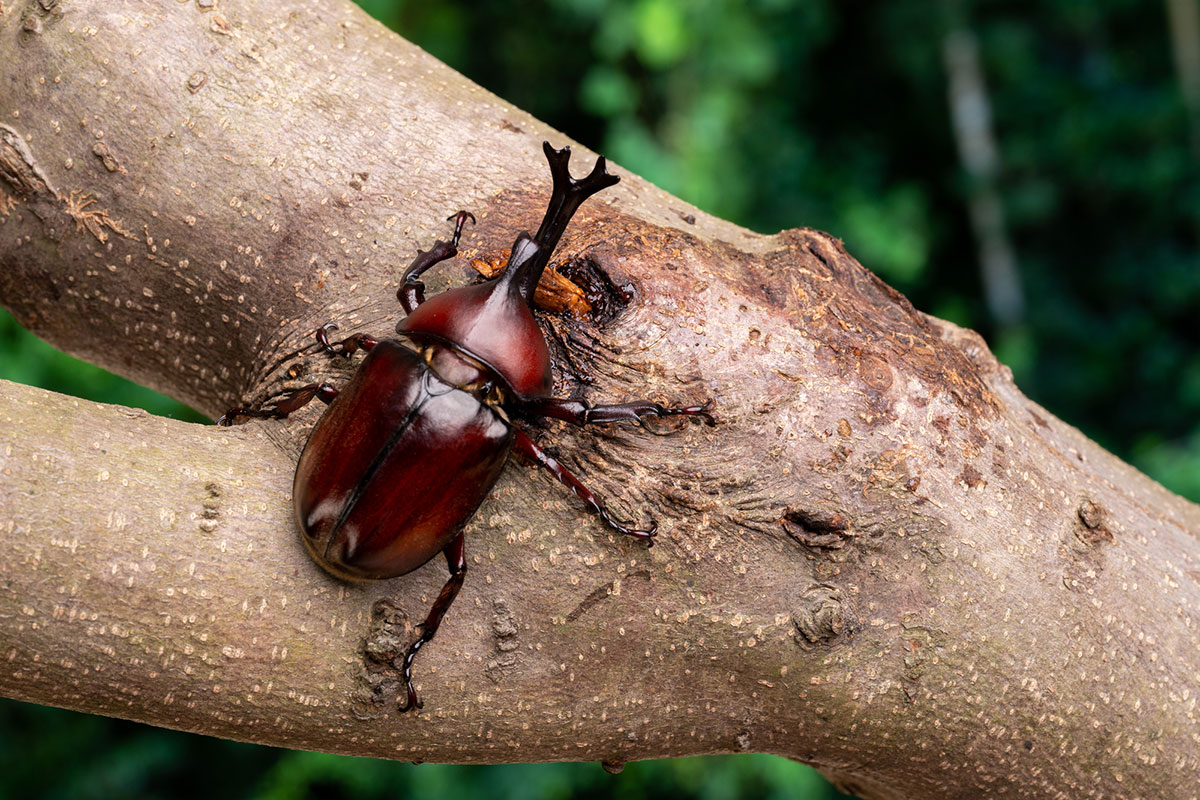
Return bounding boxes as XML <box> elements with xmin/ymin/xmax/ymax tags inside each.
<box><xmin>1133</xmin><ymin>429</ymin><xmax>1200</xmax><ymax>502</ymax></box>
<box><xmin>991</xmin><ymin>324</ymin><xmax>1037</xmax><ymax>385</ymax></box>
<box><xmin>633</xmin><ymin>0</ymin><xmax>690</xmax><ymax>68</ymax></box>
<box><xmin>838</xmin><ymin>184</ymin><xmax>931</xmax><ymax>284</ymax></box>
<box><xmin>580</xmin><ymin>65</ymin><xmax>640</xmax><ymax>116</ymax></box>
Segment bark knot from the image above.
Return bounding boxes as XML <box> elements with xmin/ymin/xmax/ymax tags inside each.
<box><xmin>1075</xmin><ymin>499</ymin><xmax>1113</xmax><ymax>545</ymax></box>
<box><xmin>485</xmin><ymin>598</ymin><xmax>521</xmax><ymax>684</ymax></box>
<box><xmin>356</xmin><ymin>599</ymin><xmax>414</xmax><ymax>710</ymax></box>
<box><xmin>781</xmin><ymin>507</ymin><xmax>853</xmax><ymax>550</ymax></box>
<box><xmin>198</xmin><ymin>482</ymin><xmax>222</xmax><ymax>532</ymax></box>
<box><xmin>1060</xmin><ymin>498</ymin><xmax>1114</xmax><ymax>592</ymax></box>
<box><xmin>792</xmin><ymin>584</ymin><xmax>857</xmax><ymax>647</ymax></box>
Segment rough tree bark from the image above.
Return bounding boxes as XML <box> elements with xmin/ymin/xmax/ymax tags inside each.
<box><xmin>1</xmin><ymin>2</ymin><xmax>1198</xmax><ymax>798</ymax></box>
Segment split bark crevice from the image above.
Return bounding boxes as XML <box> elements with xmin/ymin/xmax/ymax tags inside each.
<box><xmin>2</xmin><ymin>3</ymin><xmax>1199</xmax><ymax>799</ymax></box>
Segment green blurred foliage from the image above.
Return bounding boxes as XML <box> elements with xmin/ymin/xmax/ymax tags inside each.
<box><xmin>0</xmin><ymin>700</ymin><xmax>847</xmax><ymax>800</ymax></box>
<box><xmin>2</xmin><ymin>0</ymin><xmax>1199</xmax><ymax>797</ymax></box>
<box><xmin>0</xmin><ymin>311</ymin><xmax>208</xmax><ymax>423</ymax></box>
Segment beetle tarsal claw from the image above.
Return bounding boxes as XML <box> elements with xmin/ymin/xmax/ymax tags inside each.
<box><xmin>445</xmin><ymin>210</ymin><xmax>477</xmax><ymax>225</ymax></box>
<box><xmin>316</xmin><ymin>322</ymin><xmax>340</xmax><ymax>354</ymax></box>
<box><xmin>597</xmin><ymin>505</ymin><xmax>657</xmax><ymax>541</ymax></box>
<box><xmin>398</xmin><ymin>686</ymin><xmax>422</xmax><ymax>714</ymax></box>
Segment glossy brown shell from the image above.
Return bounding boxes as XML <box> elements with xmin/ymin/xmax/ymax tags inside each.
<box><xmin>293</xmin><ymin>340</ymin><xmax>513</xmax><ymax>580</ymax></box>
<box><xmin>396</xmin><ymin>278</ymin><xmax>553</xmax><ymax>400</ymax></box>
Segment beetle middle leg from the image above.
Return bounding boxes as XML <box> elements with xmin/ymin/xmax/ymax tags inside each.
<box><xmin>512</xmin><ymin>429</ymin><xmax>656</xmax><ymax>541</ymax></box>
<box><xmin>216</xmin><ymin>383</ymin><xmax>339</xmax><ymax>426</ymax></box>
<box><xmin>398</xmin><ymin>210</ymin><xmax>475</xmax><ymax>314</ymax></box>
<box><xmin>398</xmin><ymin>532</ymin><xmax>467</xmax><ymax>713</ymax></box>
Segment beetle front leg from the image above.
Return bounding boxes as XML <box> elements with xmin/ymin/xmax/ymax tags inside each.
<box><xmin>512</xmin><ymin>429</ymin><xmax>656</xmax><ymax>541</ymax></box>
<box><xmin>398</xmin><ymin>533</ymin><xmax>467</xmax><ymax>713</ymax></box>
<box><xmin>398</xmin><ymin>210</ymin><xmax>475</xmax><ymax>314</ymax></box>
<box><xmin>524</xmin><ymin>397</ymin><xmax>715</xmax><ymax>427</ymax></box>
<box><xmin>216</xmin><ymin>383</ymin><xmax>339</xmax><ymax>426</ymax></box>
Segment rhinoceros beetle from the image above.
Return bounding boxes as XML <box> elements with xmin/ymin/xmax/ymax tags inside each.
<box><xmin>220</xmin><ymin>142</ymin><xmax>713</xmax><ymax>712</ymax></box>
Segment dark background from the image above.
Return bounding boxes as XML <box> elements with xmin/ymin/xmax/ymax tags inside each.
<box><xmin>3</xmin><ymin>0</ymin><xmax>1197</xmax><ymax>797</ymax></box>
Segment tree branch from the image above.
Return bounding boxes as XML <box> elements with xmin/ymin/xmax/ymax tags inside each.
<box><xmin>2</xmin><ymin>2</ymin><xmax>1199</xmax><ymax>798</ymax></box>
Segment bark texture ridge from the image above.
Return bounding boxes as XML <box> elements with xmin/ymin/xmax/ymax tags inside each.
<box><xmin>2</xmin><ymin>3</ymin><xmax>1199</xmax><ymax>799</ymax></box>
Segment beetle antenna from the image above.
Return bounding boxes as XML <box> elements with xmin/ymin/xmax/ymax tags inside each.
<box><xmin>507</xmin><ymin>141</ymin><xmax>619</xmax><ymax>302</ymax></box>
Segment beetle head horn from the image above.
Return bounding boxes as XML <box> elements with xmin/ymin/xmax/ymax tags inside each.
<box><xmin>506</xmin><ymin>142</ymin><xmax>619</xmax><ymax>303</ymax></box>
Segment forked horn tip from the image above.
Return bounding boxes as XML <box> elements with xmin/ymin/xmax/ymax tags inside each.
<box><xmin>589</xmin><ymin>156</ymin><xmax>620</xmax><ymax>187</ymax></box>
<box><xmin>543</xmin><ymin>140</ymin><xmax>570</xmax><ymax>163</ymax></box>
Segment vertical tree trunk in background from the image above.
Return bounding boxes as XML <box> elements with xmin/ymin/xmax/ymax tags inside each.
<box><xmin>942</xmin><ymin>1</ymin><xmax>1024</xmax><ymax>327</ymax></box>
<box><xmin>1167</xmin><ymin>0</ymin><xmax>1200</xmax><ymax>159</ymax></box>
<box><xmin>2</xmin><ymin>2</ymin><xmax>1200</xmax><ymax>799</ymax></box>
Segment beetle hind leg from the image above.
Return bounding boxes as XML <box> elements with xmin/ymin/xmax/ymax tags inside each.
<box><xmin>512</xmin><ymin>429</ymin><xmax>656</xmax><ymax>542</ymax></box>
<box><xmin>398</xmin><ymin>533</ymin><xmax>468</xmax><ymax>713</ymax></box>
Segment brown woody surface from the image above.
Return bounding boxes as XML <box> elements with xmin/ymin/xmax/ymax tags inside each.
<box><xmin>1</xmin><ymin>2</ymin><xmax>1199</xmax><ymax>798</ymax></box>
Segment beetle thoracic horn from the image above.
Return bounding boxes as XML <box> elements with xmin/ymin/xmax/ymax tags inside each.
<box><xmin>493</xmin><ymin>231</ymin><xmax>541</xmax><ymax>300</ymax></box>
